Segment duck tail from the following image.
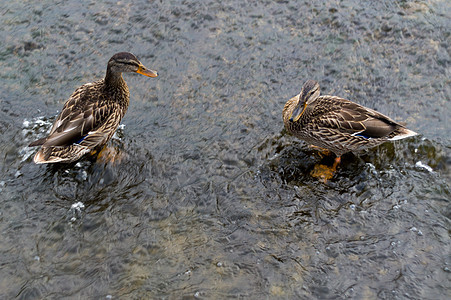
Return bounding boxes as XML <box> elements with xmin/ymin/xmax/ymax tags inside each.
<box><xmin>33</xmin><ymin>145</ymin><xmax>91</xmax><ymax>164</ymax></box>
<box><xmin>29</xmin><ymin>137</ymin><xmax>47</xmax><ymax>147</ymax></box>
<box><xmin>389</xmin><ymin>127</ymin><xmax>417</xmax><ymax>141</ymax></box>
<box><xmin>33</xmin><ymin>148</ymin><xmax>53</xmax><ymax>164</ymax></box>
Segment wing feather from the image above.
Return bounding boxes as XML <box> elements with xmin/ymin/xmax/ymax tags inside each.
<box><xmin>40</xmin><ymin>81</ymin><xmax>120</xmax><ymax>147</ymax></box>
<box><xmin>315</xmin><ymin>99</ymin><xmax>401</xmax><ymax>138</ymax></box>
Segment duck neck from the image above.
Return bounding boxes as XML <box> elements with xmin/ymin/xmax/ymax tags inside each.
<box><xmin>105</xmin><ymin>67</ymin><xmax>126</xmax><ymax>88</ymax></box>
<box><xmin>104</xmin><ymin>67</ymin><xmax>130</xmax><ymax>108</ymax></box>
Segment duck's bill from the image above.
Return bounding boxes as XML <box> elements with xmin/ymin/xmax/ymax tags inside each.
<box><xmin>136</xmin><ymin>65</ymin><xmax>158</xmax><ymax>77</ymax></box>
<box><xmin>289</xmin><ymin>103</ymin><xmax>305</xmax><ymax>122</ymax></box>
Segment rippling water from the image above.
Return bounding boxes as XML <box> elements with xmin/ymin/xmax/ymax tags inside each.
<box><xmin>0</xmin><ymin>0</ymin><xmax>450</xmax><ymax>298</ymax></box>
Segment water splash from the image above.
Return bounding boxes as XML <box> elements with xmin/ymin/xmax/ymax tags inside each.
<box><xmin>415</xmin><ymin>161</ymin><xmax>433</xmax><ymax>173</ymax></box>
<box><xmin>20</xmin><ymin>116</ymin><xmax>54</xmax><ymax>162</ymax></box>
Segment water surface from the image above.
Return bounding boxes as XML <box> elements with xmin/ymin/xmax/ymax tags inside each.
<box><xmin>0</xmin><ymin>0</ymin><xmax>450</xmax><ymax>298</ymax></box>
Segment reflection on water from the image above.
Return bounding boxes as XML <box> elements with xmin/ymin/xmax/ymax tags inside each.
<box><xmin>0</xmin><ymin>0</ymin><xmax>450</xmax><ymax>298</ymax></box>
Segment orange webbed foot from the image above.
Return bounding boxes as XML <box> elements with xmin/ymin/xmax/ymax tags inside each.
<box><xmin>310</xmin><ymin>157</ymin><xmax>341</xmax><ymax>183</ymax></box>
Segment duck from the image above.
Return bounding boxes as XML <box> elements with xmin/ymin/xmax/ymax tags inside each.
<box><xmin>28</xmin><ymin>52</ymin><xmax>158</xmax><ymax>164</ymax></box>
<box><xmin>283</xmin><ymin>79</ymin><xmax>417</xmax><ymax>181</ymax></box>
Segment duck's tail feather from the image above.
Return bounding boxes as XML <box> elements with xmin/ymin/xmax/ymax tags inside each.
<box><xmin>389</xmin><ymin>127</ymin><xmax>417</xmax><ymax>141</ymax></box>
<box><xmin>29</xmin><ymin>137</ymin><xmax>47</xmax><ymax>147</ymax></box>
<box><xmin>33</xmin><ymin>145</ymin><xmax>91</xmax><ymax>164</ymax></box>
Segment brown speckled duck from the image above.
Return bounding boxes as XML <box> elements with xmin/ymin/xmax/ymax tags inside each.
<box><xmin>29</xmin><ymin>52</ymin><xmax>158</xmax><ymax>164</ymax></box>
<box><xmin>283</xmin><ymin>80</ymin><xmax>417</xmax><ymax>181</ymax></box>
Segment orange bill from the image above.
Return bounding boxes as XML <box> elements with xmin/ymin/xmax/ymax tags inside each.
<box><xmin>136</xmin><ymin>65</ymin><xmax>158</xmax><ymax>77</ymax></box>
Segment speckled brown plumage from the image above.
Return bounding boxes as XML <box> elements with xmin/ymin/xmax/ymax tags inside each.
<box><xmin>29</xmin><ymin>52</ymin><xmax>158</xmax><ymax>164</ymax></box>
<box><xmin>283</xmin><ymin>80</ymin><xmax>417</xmax><ymax>157</ymax></box>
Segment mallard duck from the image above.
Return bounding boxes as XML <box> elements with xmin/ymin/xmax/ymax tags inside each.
<box><xmin>283</xmin><ymin>80</ymin><xmax>417</xmax><ymax>181</ymax></box>
<box><xmin>28</xmin><ymin>52</ymin><xmax>158</xmax><ymax>164</ymax></box>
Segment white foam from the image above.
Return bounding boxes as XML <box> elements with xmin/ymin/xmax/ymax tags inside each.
<box><xmin>71</xmin><ymin>202</ymin><xmax>85</xmax><ymax>210</ymax></box>
<box><xmin>415</xmin><ymin>161</ymin><xmax>433</xmax><ymax>173</ymax></box>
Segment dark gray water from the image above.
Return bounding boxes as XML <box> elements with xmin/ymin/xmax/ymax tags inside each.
<box><xmin>1</xmin><ymin>0</ymin><xmax>450</xmax><ymax>298</ymax></box>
